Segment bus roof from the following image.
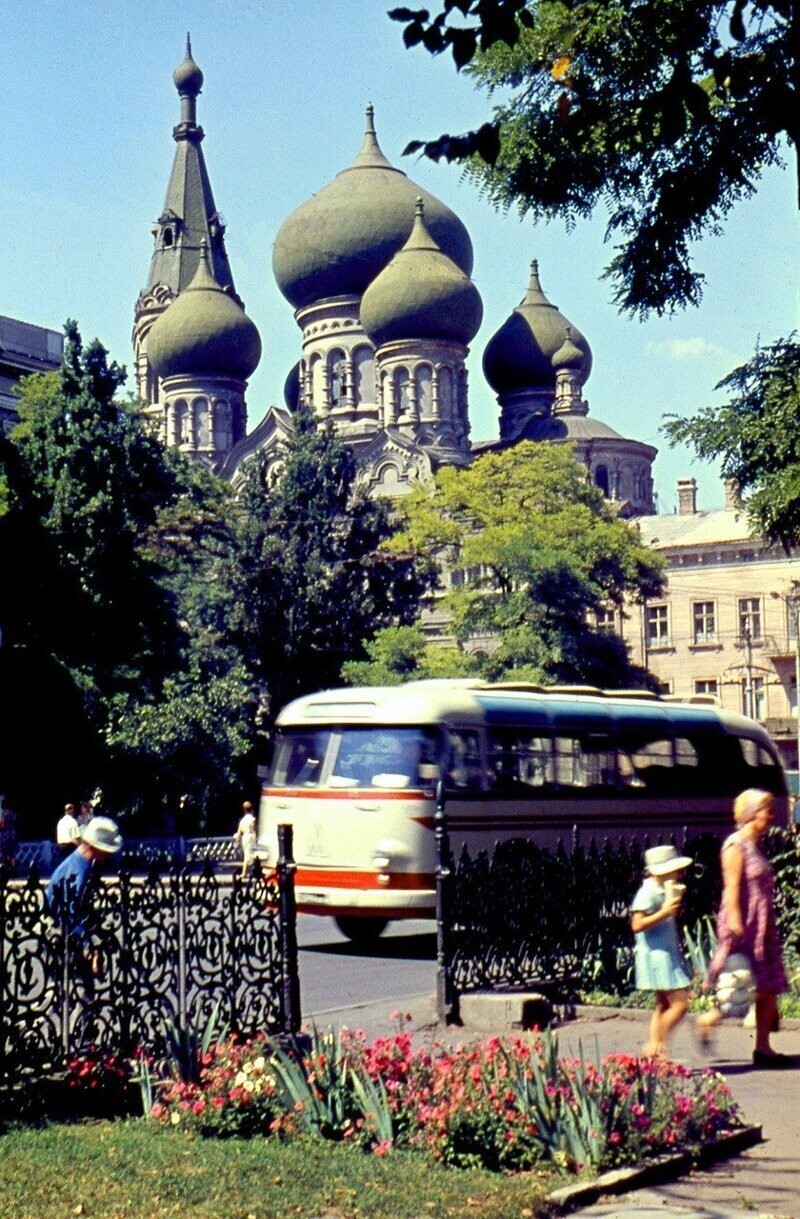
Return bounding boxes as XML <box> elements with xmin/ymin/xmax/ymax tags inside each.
<box><xmin>274</xmin><ymin>681</ymin><xmax>773</xmax><ymax>742</ymax></box>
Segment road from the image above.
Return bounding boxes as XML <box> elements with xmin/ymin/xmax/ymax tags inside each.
<box><xmin>296</xmin><ymin>915</ymin><xmax>436</xmax><ymax>1022</ymax></box>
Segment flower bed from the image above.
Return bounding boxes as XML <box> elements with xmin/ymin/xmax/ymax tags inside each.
<box><xmin>148</xmin><ymin>1025</ymin><xmax>742</xmax><ymax>1176</ymax></box>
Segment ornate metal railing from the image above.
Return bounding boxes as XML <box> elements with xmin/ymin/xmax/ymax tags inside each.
<box><xmin>434</xmin><ymin>791</ymin><xmax>726</xmax><ymax>1022</ymax></box>
<box><xmin>0</xmin><ymin>827</ymin><xmax>300</xmax><ymax>1087</ymax></box>
<box><xmin>14</xmin><ymin>836</ymin><xmax>242</xmax><ymax>876</ymax></box>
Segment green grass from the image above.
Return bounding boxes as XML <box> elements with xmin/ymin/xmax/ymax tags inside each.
<box><xmin>0</xmin><ymin>1120</ymin><xmax>564</xmax><ymax>1219</ymax></box>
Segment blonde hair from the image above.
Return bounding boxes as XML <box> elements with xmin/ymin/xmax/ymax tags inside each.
<box><xmin>733</xmin><ymin>788</ymin><xmax>773</xmax><ymax>826</ymax></box>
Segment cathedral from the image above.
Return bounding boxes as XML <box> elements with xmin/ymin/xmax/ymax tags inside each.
<box><xmin>133</xmin><ymin>40</ymin><xmax>656</xmax><ymax>516</ymax></box>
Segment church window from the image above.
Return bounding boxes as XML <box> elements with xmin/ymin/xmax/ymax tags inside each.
<box><xmin>393</xmin><ymin>366</ymin><xmax>412</xmax><ymax>414</ymax></box>
<box><xmin>595</xmin><ymin>464</ymin><xmax>610</xmax><ymax>496</ymax></box>
<box><xmin>163</xmin><ymin>227</ymin><xmax>173</xmax><ymax>248</ymax></box>
<box><xmin>416</xmin><ymin>365</ymin><xmax>433</xmax><ymax>417</ymax></box>
<box><xmin>310</xmin><ymin>353</ymin><xmax>324</xmax><ymax>409</ymax></box>
<box><xmin>195</xmin><ymin>397</ymin><xmax>210</xmax><ymax>447</ymax></box>
<box><xmin>438</xmin><ymin>367</ymin><xmax>453</xmax><ymax>417</ymax></box>
<box><xmin>329</xmin><ymin>350</ymin><xmax>346</xmax><ymax>406</ymax></box>
<box><xmin>216</xmin><ymin>401</ymin><xmax>233</xmax><ymax>450</ymax></box>
<box><xmin>353</xmin><ymin>347</ymin><xmax>375</xmax><ymax>405</ymax></box>
<box><xmin>175</xmin><ymin>400</ymin><xmax>190</xmax><ymax>445</ymax></box>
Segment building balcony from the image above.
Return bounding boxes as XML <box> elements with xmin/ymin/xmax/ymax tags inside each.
<box><xmin>764</xmin><ymin>716</ymin><xmax>798</xmax><ymax>740</ymax></box>
<box><xmin>764</xmin><ymin>635</ymin><xmax>798</xmax><ymax>660</ymax></box>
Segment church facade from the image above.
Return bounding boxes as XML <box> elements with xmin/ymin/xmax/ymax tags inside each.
<box><xmin>133</xmin><ymin>41</ymin><xmax>657</xmax><ymax>516</ymax></box>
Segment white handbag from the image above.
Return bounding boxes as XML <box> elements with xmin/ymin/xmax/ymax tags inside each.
<box><xmin>716</xmin><ymin>952</ymin><xmax>756</xmax><ymax>1018</ymax></box>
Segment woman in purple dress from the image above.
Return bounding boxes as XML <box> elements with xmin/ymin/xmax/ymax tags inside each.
<box><xmin>698</xmin><ymin>789</ymin><xmax>790</xmax><ymax>1067</ymax></box>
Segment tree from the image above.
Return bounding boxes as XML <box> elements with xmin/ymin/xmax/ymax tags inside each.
<box><xmin>231</xmin><ymin>407</ymin><xmax>432</xmax><ymax>727</ymax></box>
<box><xmin>663</xmin><ymin>334</ymin><xmax>800</xmax><ymax>548</ymax></box>
<box><xmin>386</xmin><ymin>441</ymin><xmax>664</xmax><ymax>685</ymax></box>
<box><xmin>390</xmin><ymin>0</ymin><xmax>799</xmax><ymax>315</ymax></box>
<box><xmin>341</xmin><ymin>623</ymin><xmax>481</xmax><ymax>685</ymax></box>
<box><xmin>0</xmin><ymin>323</ymin><xmax>253</xmax><ymax>830</ymax></box>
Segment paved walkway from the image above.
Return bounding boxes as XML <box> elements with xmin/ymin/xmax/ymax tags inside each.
<box><xmin>308</xmin><ymin>995</ymin><xmax>800</xmax><ymax>1219</ymax></box>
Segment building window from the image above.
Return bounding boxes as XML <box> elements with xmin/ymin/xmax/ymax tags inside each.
<box><xmin>694</xmin><ymin>679</ymin><xmax>718</xmax><ymax>697</ymax></box>
<box><xmin>596</xmin><ymin>608</ymin><xmax>617</xmax><ymax>634</ymax></box>
<box><xmin>788</xmin><ymin>604</ymin><xmax>798</xmax><ymax>643</ymax></box>
<box><xmin>738</xmin><ymin>597</ymin><xmax>762</xmax><ymax>642</ymax></box>
<box><xmin>692</xmin><ymin>601</ymin><xmax>716</xmax><ymax>645</ymax></box>
<box><xmin>741</xmin><ymin>676</ymin><xmax>766</xmax><ymax>720</ymax></box>
<box><xmin>646</xmin><ymin>604</ymin><xmax>670</xmax><ymax>648</ymax></box>
<box><xmin>595</xmin><ymin>465</ymin><xmax>610</xmax><ymax>497</ymax></box>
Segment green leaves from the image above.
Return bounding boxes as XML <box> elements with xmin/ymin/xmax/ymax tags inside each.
<box><xmin>390</xmin><ymin>441</ymin><xmax>663</xmax><ymax>686</ymax></box>
<box><xmin>392</xmin><ymin>0</ymin><xmax>795</xmax><ymax>316</ymax></box>
<box><xmin>663</xmin><ymin>334</ymin><xmax>800</xmax><ymax>548</ymax></box>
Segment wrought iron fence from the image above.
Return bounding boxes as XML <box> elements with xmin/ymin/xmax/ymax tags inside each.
<box><xmin>434</xmin><ymin>792</ymin><xmax>727</xmax><ymax>1022</ymax></box>
<box><xmin>0</xmin><ymin>826</ymin><xmax>300</xmax><ymax>1087</ymax></box>
<box><xmin>15</xmin><ymin>836</ymin><xmax>241</xmax><ymax>876</ymax></box>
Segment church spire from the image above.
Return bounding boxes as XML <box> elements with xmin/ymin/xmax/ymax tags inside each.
<box><xmin>142</xmin><ymin>36</ymin><xmax>235</xmax><ymax>299</ymax></box>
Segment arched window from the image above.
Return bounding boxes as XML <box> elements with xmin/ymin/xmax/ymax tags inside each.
<box><xmin>195</xmin><ymin>397</ymin><xmax>210</xmax><ymax>447</ymax></box>
<box><xmin>415</xmin><ymin>364</ymin><xmax>433</xmax><ymax>417</ymax></box>
<box><xmin>595</xmin><ymin>464</ymin><xmax>610</xmax><ymax>497</ymax></box>
<box><xmin>329</xmin><ymin>349</ymin><xmax>347</xmax><ymax>407</ymax></box>
<box><xmin>216</xmin><ymin>400</ymin><xmax>232</xmax><ymax>451</ymax></box>
<box><xmin>175</xmin><ymin>400</ymin><xmax>190</xmax><ymax>445</ymax></box>
<box><xmin>310</xmin><ymin>353</ymin><xmax>324</xmax><ymax>410</ymax></box>
<box><xmin>438</xmin><ymin>367</ymin><xmax>453</xmax><ymax>418</ymax></box>
<box><xmin>353</xmin><ymin>346</ymin><xmax>375</xmax><ymax>405</ymax></box>
<box><xmin>393</xmin><ymin>366</ymin><xmax>412</xmax><ymax>415</ymax></box>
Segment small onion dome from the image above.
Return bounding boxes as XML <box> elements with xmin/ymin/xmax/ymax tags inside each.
<box><xmin>483</xmin><ymin>260</ymin><xmax>592</xmax><ymax>394</ymax></box>
<box><xmin>173</xmin><ymin>34</ymin><xmax>204</xmax><ymax>96</ymax></box>
<box><xmin>147</xmin><ymin>244</ymin><xmax>261</xmax><ymax>380</ymax></box>
<box><xmin>272</xmin><ymin>105</ymin><xmax>473</xmax><ymax>309</ymax></box>
<box><xmin>361</xmin><ymin>199</ymin><xmax>483</xmax><ymax>347</ymax></box>
<box><xmin>552</xmin><ymin>327</ymin><xmax>586</xmax><ymax>374</ymax></box>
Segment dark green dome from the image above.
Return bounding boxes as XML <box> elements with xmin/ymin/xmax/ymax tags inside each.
<box><xmin>483</xmin><ymin>261</ymin><xmax>592</xmax><ymax>393</ymax></box>
<box><xmin>272</xmin><ymin>107</ymin><xmax>474</xmax><ymax>310</ymax></box>
<box><xmin>147</xmin><ymin>246</ymin><xmax>261</xmax><ymax>380</ymax></box>
<box><xmin>361</xmin><ymin>200</ymin><xmax>482</xmax><ymax>347</ymax></box>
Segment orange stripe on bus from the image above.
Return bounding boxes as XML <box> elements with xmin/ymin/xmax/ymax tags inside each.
<box><xmin>297</xmin><ymin>868</ymin><xmax>434</xmax><ymax>891</ymax></box>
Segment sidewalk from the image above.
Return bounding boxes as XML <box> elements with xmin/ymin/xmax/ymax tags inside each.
<box><xmin>308</xmin><ymin>994</ymin><xmax>800</xmax><ymax>1219</ymax></box>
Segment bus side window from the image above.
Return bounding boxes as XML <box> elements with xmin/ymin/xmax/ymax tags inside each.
<box><xmin>488</xmin><ymin>730</ymin><xmax>553</xmax><ymax>792</ymax></box>
<box><xmin>627</xmin><ymin>737</ymin><xmax>675</xmax><ymax>794</ymax></box>
<box><xmin>738</xmin><ymin>735</ymin><xmax>784</xmax><ymax>794</ymax></box>
<box><xmin>446</xmin><ymin>730</ymin><xmax>484</xmax><ymax>791</ymax></box>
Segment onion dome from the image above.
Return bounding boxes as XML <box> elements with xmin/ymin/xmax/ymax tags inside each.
<box><xmin>147</xmin><ymin>243</ymin><xmax>261</xmax><ymax>380</ymax></box>
<box><xmin>272</xmin><ymin>106</ymin><xmax>474</xmax><ymax>309</ymax></box>
<box><xmin>284</xmin><ymin>361</ymin><xmax>301</xmax><ymax>411</ymax></box>
<box><xmin>361</xmin><ymin>199</ymin><xmax>483</xmax><ymax>347</ymax></box>
<box><xmin>483</xmin><ymin>261</ymin><xmax>592</xmax><ymax>394</ymax></box>
<box><xmin>173</xmin><ymin>34</ymin><xmax>203</xmax><ymax>96</ymax></box>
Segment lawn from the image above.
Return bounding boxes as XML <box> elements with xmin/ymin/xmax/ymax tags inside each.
<box><xmin>0</xmin><ymin>1121</ymin><xmax>563</xmax><ymax>1219</ymax></box>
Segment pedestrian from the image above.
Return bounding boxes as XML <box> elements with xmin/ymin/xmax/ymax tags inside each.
<box><xmin>77</xmin><ymin>801</ymin><xmax>93</xmax><ymax>829</ymax></box>
<box><xmin>45</xmin><ymin>816</ymin><xmax>123</xmax><ymax>978</ymax></box>
<box><xmin>630</xmin><ymin>843</ymin><xmax>694</xmax><ymax>1058</ymax></box>
<box><xmin>234</xmin><ymin>801</ymin><xmax>257</xmax><ymax>879</ymax></box>
<box><xmin>56</xmin><ymin>803</ymin><xmax>81</xmax><ymax>858</ymax></box>
<box><xmin>0</xmin><ymin>796</ymin><xmax>18</xmax><ymax>872</ymax></box>
<box><xmin>697</xmin><ymin>789</ymin><xmax>791</xmax><ymax>1068</ymax></box>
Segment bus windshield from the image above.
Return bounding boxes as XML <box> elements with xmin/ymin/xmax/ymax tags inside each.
<box><xmin>270</xmin><ymin>726</ymin><xmax>442</xmax><ymax>790</ymax></box>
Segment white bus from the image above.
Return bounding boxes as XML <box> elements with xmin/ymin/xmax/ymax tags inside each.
<box><xmin>257</xmin><ymin>681</ymin><xmax>788</xmax><ymax>942</ymax></box>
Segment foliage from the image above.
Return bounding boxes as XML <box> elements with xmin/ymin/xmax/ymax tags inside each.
<box><xmin>0</xmin><ymin>323</ymin><xmax>254</xmax><ymax>830</ymax></box>
<box><xmin>148</xmin><ymin>1026</ymin><xmax>742</xmax><ymax>1176</ymax></box>
<box><xmin>0</xmin><ymin>1124</ymin><xmax>562</xmax><ymax>1219</ymax></box>
<box><xmin>390</xmin><ymin>0</ymin><xmax>798</xmax><ymax>316</ymax></box>
<box><xmin>230</xmin><ymin>406</ymin><xmax>432</xmax><ymax>726</ymax></box>
<box><xmin>663</xmin><ymin>335</ymin><xmax>800</xmax><ymax>549</ymax></box>
<box><xmin>387</xmin><ymin>442</ymin><xmax>664</xmax><ymax>686</ymax></box>
<box><xmin>341</xmin><ymin>623</ymin><xmax>481</xmax><ymax>685</ymax></box>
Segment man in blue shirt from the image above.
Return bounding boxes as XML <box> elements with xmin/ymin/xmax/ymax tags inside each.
<box><xmin>45</xmin><ymin>816</ymin><xmax>122</xmax><ymax>976</ymax></box>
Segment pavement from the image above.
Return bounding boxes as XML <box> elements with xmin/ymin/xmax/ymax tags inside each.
<box><xmin>306</xmin><ymin>993</ymin><xmax>800</xmax><ymax>1219</ymax></box>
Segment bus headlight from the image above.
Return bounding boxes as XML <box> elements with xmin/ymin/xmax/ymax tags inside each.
<box><xmin>373</xmin><ymin>839</ymin><xmax>409</xmax><ymax>884</ymax></box>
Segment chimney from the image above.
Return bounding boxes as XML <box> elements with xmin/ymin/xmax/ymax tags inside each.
<box><xmin>724</xmin><ymin>478</ymin><xmax>741</xmax><ymax>511</ymax></box>
<box><xmin>677</xmin><ymin>477</ymin><xmax>698</xmax><ymax>515</ymax></box>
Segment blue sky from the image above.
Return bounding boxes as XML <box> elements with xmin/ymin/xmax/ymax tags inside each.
<box><xmin>1</xmin><ymin>0</ymin><xmax>797</xmax><ymax>511</ymax></box>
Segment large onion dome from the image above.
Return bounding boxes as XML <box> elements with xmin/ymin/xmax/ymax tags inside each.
<box><xmin>272</xmin><ymin>106</ymin><xmax>473</xmax><ymax>309</ymax></box>
<box><xmin>147</xmin><ymin>243</ymin><xmax>261</xmax><ymax>380</ymax></box>
<box><xmin>361</xmin><ymin>199</ymin><xmax>483</xmax><ymax>347</ymax></box>
<box><xmin>483</xmin><ymin>261</ymin><xmax>592</xmax><ymax>394</ymax></box>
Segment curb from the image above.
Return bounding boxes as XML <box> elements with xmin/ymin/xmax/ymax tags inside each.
<box><xmin>545</xmin><ymin>1123</ymin><xmax>763</xmax><ymax>1215</ymax></box>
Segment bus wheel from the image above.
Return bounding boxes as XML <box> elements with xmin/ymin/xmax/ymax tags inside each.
<box><xmin>334</xmin><ymin>916</ymin><xmax>389</xmax><ymax>944</ymax></box>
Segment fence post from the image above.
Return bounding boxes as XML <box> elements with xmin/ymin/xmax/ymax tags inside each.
<box><xmin>277</xmin><ymin>824</ymin><xmax>301</xmax><ymax>1036</ymax></box>
<box><xmin>434</xmin><ymin>781</ymin><xmax>454</xmax><ymax>1024</ymax></box>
